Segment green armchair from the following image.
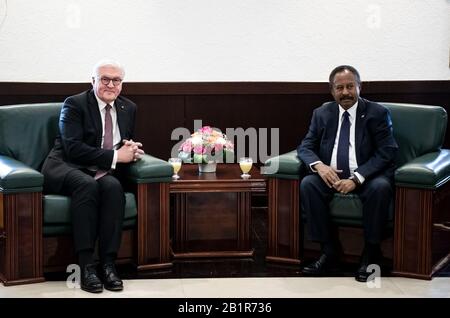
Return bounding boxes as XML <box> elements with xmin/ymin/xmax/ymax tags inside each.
<box><xmin>0</xmin><ymin>103</ymin><xmax>173</xmax><ymax>286</ymax></box>
<box><xmin>263</xmin><ymin>102</ymin><xmax>450</xmax><ymax>279</ymax></box>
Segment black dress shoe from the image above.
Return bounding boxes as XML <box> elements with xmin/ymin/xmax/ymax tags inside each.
<box><xmin>355</xmin><ymin>264</ymin><xmax>372</xmax><ymax>282</ymax></box>
<box><xmin>81</xmin><ymin>264</ymin><xmax>103</xmax><ymax>293</ymax></box>
<box><xmin>102</xmin><ymin>263</ymin><xmax>123</xmax><ymax>291</ymax></box>
<box><xmin>355</xmin><ymin>246</ymin><xmax>382</xmax><ymax>283</ymax></box>
<box><xmin>302</xmin><ymin>254</ymin><xmax>339</xmax><ymax>276</ymax></box>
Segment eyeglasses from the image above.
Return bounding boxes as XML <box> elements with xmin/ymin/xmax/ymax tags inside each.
<box><xmin>98</xmin><ymin>77</ymin><xmax>123</xmax><ymax>86</ymax></box>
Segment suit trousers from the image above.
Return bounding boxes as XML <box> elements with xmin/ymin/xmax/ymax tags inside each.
<box><xmin>61</xmin><ymin>169</ymin><xmax>126</xmax><ymax>261</ymax></box>
<box><xmin>300</xmin><ymin>174</ymin><xmax>393</xmax><ymax>244</ymax></box>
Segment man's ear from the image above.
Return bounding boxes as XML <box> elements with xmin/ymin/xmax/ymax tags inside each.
<box><xmin>91</xmin><ymin>77</ymin><xmax>96</xmax><ymax>86</ymax></box>
<box><xmin>330</xmin><ymin>88</ymin><xmax>337</xmax><ymax>100</ymax></box>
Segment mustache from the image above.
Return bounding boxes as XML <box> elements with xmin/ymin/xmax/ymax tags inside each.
<box><xmin>340</xmin><ymin>96</ymin><xmax>353</xmax><ymax>100</ymax></box>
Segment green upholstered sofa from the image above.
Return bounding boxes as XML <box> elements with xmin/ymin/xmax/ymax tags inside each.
<box><xmin>263</xmin><ymin>102</ymin><xmax>450</xmax><ymax>279</ymax></box>
<box><xmin>0</xmin><ymin>103</ymin><xmax>174</xmax><ymax>286</ymax></box>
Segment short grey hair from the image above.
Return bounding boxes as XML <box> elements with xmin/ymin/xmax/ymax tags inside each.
<box><xmin>92</xmin><ymin>59</ymin><xmax>125</xmax><ymax>79</ymax></box>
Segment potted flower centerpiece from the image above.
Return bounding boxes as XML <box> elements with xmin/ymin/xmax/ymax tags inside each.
<box><xmin>178</xmin><ymin>126</ymin><xmax>234</xmax><ymax>172</ymax></box>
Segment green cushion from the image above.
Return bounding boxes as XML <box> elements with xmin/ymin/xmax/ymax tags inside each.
<box><xmin>43</xmin><ymin>218</ymin><xmax>136</xmax><ymax>236</ymax></box>
<box><xmin>262</xmin><ymin>150</ymin><xmax>302</xmax><ymax>179</ymax></box>
<box><xmin>381</xmin><ymin>103</ymin><xmax>447</xmax><ymax>167</ymax></box>
<box><xmin>329</xmin><ymin>193</ymin><xmax>393</xmax><ymax>226</ymax></box>
<box><xmin>263</xmin><ymin>103</ymin><xmax>448</xmax><ymax>183</ymax></box>
<box><xmin>395</xmin><ymin>150</ymin><xmax>450</xmax><ymax>189</ymax></box>
<box><xmin>125</xmin><ymin>154</ymin><xmax>174</xmax><ymax>183</ymax></box>
<box><xmin>329</xmin><ymin>193</ymin><xmax>363</xmax><ymax>220</ymax></box>
<box><xmin>0</xmin><ymin>102</ymin><xmax>170</xmax><ymax>236</ymax></box>
<box><xmin>0</xmin><ymin>103</ymin><xmax>174</xmax><ymax>187</ymax></box>
<box><xmin>42</xmin><ymin>218</ymin><xmax>136</xmax><ymax>237</ymax></box>
<box><xmin>43</xmin><ymin>192</ymin><xmax>137</xmax><ymax>236</ymax></box>
<box><xmin>43</xmin><ymin>225</ymin><xmax>73</xmax><ymax>236</ymax></box>
<box><xmin>0</xmin><ymin>103</ymin><xmax>62</xmax><ymax>171</ymax></box>
<box><xmin>0</xmin><ymin>155</ymin><xmax>43</xmax><ymax>193</ymax></box>
<box><xmin>265</xmin><ymin>102</ymin><xmax>448</xmax><ymax>224</ymax></box>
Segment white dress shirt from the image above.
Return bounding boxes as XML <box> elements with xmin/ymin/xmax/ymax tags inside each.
<box><xmin>311</xmin><ymin>101</ymin><xmax>365</xmax><ymax>184</ymax></box>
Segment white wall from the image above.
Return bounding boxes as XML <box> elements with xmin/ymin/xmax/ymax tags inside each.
<box><xmin>0</xmin><ymin>0</ymin><xmax>448</xmax><ymax>82</ymax></box>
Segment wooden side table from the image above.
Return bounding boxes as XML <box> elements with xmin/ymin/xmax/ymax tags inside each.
<box><xmin>170</xmin><ymin>164</ymin><xmax>266</xmax><ymax>259</ymax></box>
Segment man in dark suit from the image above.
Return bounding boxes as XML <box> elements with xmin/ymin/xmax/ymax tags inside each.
<box><xmin>297</xmin><ymin>65</ymin><xmax>398</xmax><ymax>282</ymax></box>
<box><xmin>42</xmin><ymin>60</ymin><xmax>144</xmax><ymax>293</ymax></box>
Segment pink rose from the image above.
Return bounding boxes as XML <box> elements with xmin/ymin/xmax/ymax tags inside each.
<box><xmin>193</xmin><ymin>145</ymin><xmax>204</xmax><ymax>154</ymax></box>
<box><xmin>214</xmin><ymin>144</ymin><xmax>224</xmax><ymax>152</ymax></box>
<box><xmin>225</xmin><ymin>141</ymin><xmax>234</xmax><ymax>150</ymax></box>
<box><xmin>182</xmin><ymin>141</ymin><xmax>192</xmax><ymax>153</ymax></box>
<box><xmin>199</xmin><ymin>126</ymin><xmax>213</xmax><ymax>134</ymax></box>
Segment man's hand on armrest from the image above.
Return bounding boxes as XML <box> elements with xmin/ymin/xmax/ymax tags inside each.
<box><xmin>118</xmin><ymin>139</ymin><xmax>145</xmax><ymax>163</ymax></box>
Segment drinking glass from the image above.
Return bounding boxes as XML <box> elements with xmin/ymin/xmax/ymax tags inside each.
<box><xmin>169</xmin><ymin>158</ymin><xmax>182</xmax><ymax>180</ymax></box>
<box><xmin>239</xmin><ymin>157</ymin><xmax>253</xmax><ymax>179</ymax></box>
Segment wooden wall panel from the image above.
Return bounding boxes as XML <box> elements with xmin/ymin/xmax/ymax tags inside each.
<box><xmin>1</xmin><ymin>81</ymin><xmax>449</xmax><ymax>161</ymax></box>
<box><xmin>131</xmin><ymin>95</ymin><xmax>184</xmax><ymax>160</ymax></box>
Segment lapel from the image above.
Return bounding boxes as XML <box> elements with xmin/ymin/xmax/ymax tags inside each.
<box><xmin>325</xmin><ymin>102</ymin><xmax>339</xmax><ymax>164</ymax></box>
<box><xmin>88</xmin><ymin>90</ymin><xmax>103</xmax><ymax>146</ymax></box>
<box><xmin>114</xmin><ymin>97</ymin><xmax>128</xmax><ymax>140</ymax></box>
<box><xmin>355</xmin><ymin>97</ymin><xmax>367</xmax><ymax>162</ymax></box>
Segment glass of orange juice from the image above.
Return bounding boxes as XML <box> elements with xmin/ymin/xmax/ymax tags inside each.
<box><xmin>239</xmin><ymin>157</ymin><xmax>253</xmax><ymax>179</ymax></box>
<box><xmin>168</xmin><ymin>158</ymin><xmax>182</xmax><ymax>180</ymax></box>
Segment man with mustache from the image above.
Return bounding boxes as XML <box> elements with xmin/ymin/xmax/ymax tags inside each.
<box><xmin>297</xmin><ymin>65</ymin><xmax>398</xmax><ymax>282</ymax></box>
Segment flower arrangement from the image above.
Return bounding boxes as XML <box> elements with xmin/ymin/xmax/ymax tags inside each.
<box><xmin>178</xmin><ymin>126</ymin><xmax>234</xmax><ymax>163</ymax></box>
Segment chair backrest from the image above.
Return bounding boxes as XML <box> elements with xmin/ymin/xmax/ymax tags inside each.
<box><xmin>380</xmin><ymin>102</ymin><xmax>447</xmax><ymax>167</ymax></box>
<box><xmin>0</xmin><ymin>103</ymin><xmax>62</xmax><ymax>170</ymax></box>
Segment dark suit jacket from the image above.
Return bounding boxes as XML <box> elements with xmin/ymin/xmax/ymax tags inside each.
<box><xmin>297</xmin><ymin>97</ymin><xmax>398</xmax><ymax>180</ymax></box>
<box><xmin>42</xmin><ymin>89</ymin><xmax>137</xmax><ymax>193</ymax></box>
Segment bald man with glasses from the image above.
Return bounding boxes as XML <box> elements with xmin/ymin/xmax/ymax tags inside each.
<box><xmin>42</xmin><ymin>60</ymin><xmax>144</xmax><ymax>293</ymax></box>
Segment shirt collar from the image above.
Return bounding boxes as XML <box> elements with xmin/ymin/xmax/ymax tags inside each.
<box><xmin>94</xmin><ymin>93</ymin><xmax>115</xmax><ymax>111</ymax></box>
<box><xmin>338</xmin><ymin>101</ymin><xmax>358</xmax><ymax>120</ymax></box>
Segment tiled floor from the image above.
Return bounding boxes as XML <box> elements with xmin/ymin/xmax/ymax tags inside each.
<box><xmin>2</xmin><ymin>205</ymin><xmax>448</xmax><ymax>299</ymax></box>
<box><xmin>1</xmin><ymin>276</ymin><xmax>449</xmax><ymax>298</ymax></box>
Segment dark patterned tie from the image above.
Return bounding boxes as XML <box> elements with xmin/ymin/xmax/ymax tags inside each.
<box><xmin>336</xmin><ymin>111</ymin><xmax>350</xmax><ymax>179</ymax></box>
<box><xmin>95</xmin><ymin>104</ymin><xmax>113</xmax><ymax>180</ymax></box>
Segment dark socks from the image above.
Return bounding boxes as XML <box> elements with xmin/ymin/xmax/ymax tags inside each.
<box><xmin>321</xmin><ymin>242</ymin><xmax>338</xmax><ymax>257</ymax></box>
<box><xmin>78</xmin><ymin>249</ymin><xmax>94</xmax><ymax>268</ymax></box>
<box><xmin>365</xmin><ymin>242</ymin><xmax>381</xmax><ymax>254</ymax></box>
<box><xmin>364</xmin><ymin>242</ymin><xmax>382</xmax><ymax>261</ymax></box>
<box><xmin>100</xmin><ymin>253</ymin><xmax>116</xmax><ymax>265</ymax></box>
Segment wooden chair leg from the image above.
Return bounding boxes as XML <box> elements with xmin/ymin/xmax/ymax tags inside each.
<box><xmin>393</xmin><ymin>184</ymin><xmax>450</xmax><ymax>279</ymax></box>
<box><xmin>135</xmin><ymin>182</ymin><xmax>173</xmax><ymax>271</ymax></box>
<box><xmin>266</xmin><ymin>178</ymin><xmax>301</xmax><ymax>265</ymax></box>
<box><xmin>0</xmin><ymin>192</ymin><xmax>45</xmax><ymax>286</ymax></box>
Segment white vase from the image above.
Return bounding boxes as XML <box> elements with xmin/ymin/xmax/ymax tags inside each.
<box><xmin>198</xmin><ymin>162</ymin><xmax>217</xmax><ymax>173</ymax></box>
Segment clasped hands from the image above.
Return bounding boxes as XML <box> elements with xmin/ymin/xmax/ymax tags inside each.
<box><xmin>314</xmin><ymin>163</ymin><xmax>356</xmax><ymax>194</ymax></box>
<box><xmin>117</xmin><ymin>139</ymin><xmax>145</xmax><ymax>163</ymax></box>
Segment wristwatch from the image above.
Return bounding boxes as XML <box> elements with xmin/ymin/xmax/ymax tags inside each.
<box><xmin>349</xmin><ymin>175</ymin><xmax>361</xmax><ymax>187</ymax></box>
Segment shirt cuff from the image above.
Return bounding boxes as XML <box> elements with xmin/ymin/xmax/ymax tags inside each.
<box><xmin>111</xmin><ymin>150</ymin><xmax>118</xmax><ymax>169</ymax></box>
<box><xmin>310</xmin><ymin>161</ymin><xmax>323</xmax><ymax>172</ymax></box>
<box><xmin>354</xmin><ymin>172</ymin><xmax>365</xmax><ymax>184</ymax></box>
